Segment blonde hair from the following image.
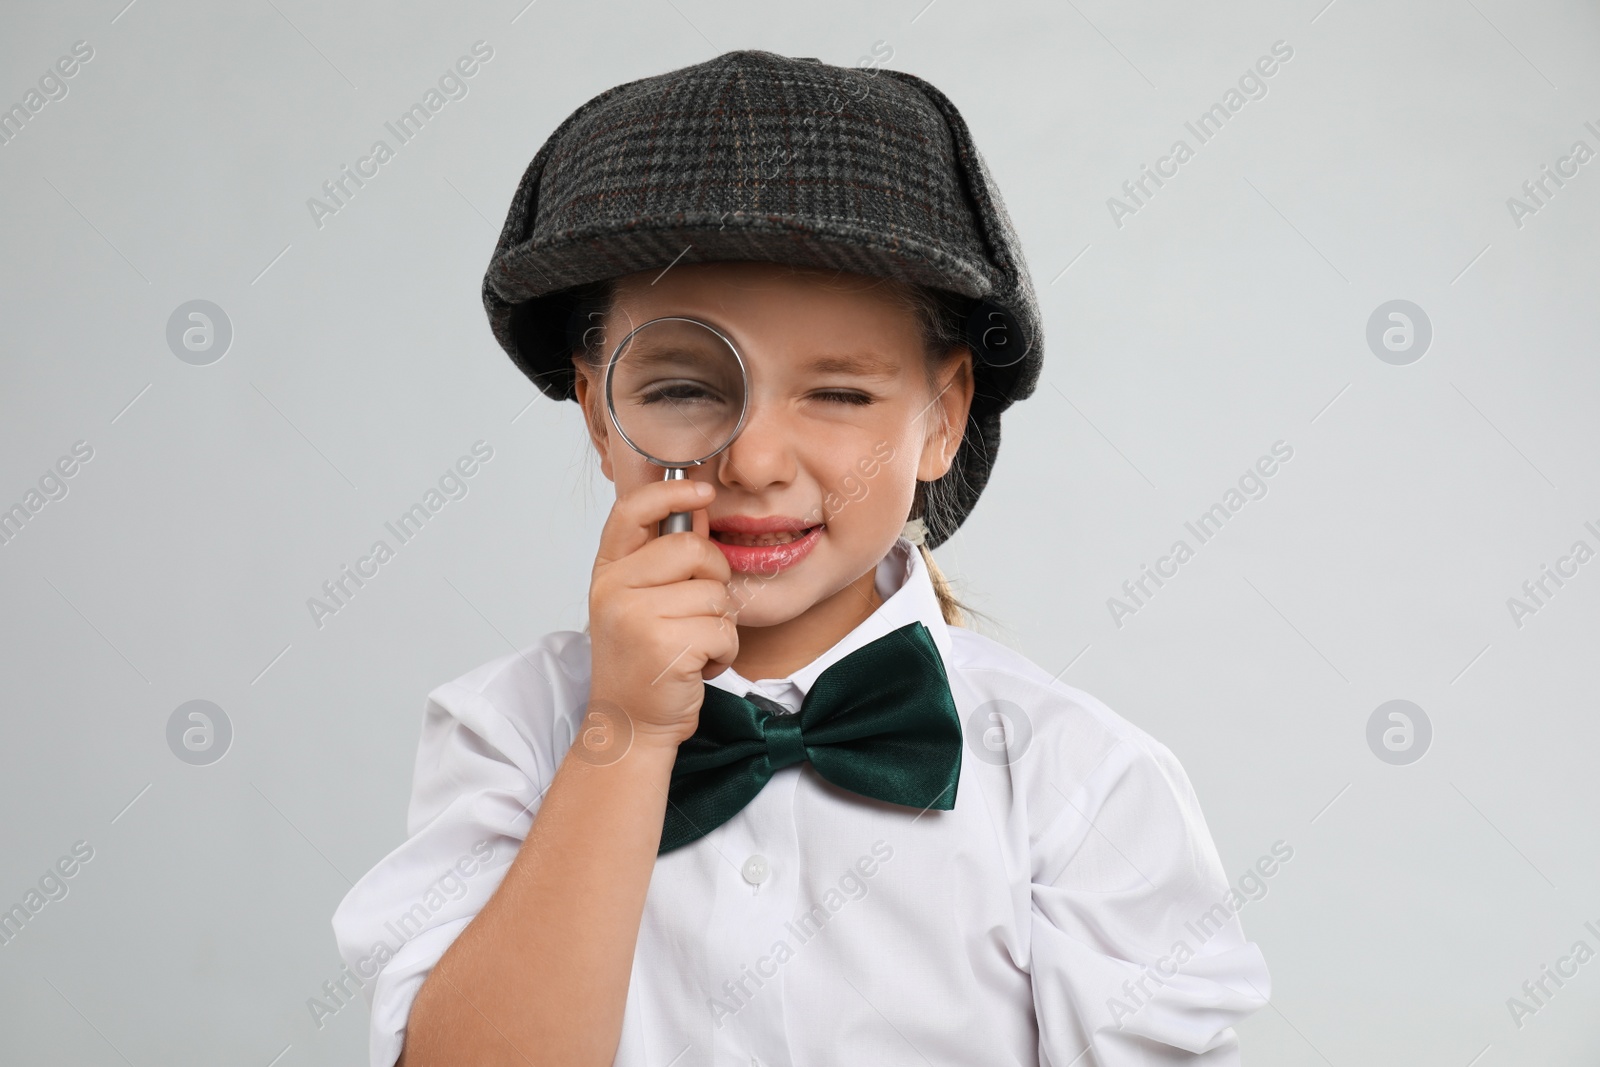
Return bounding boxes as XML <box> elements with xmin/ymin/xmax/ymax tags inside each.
<box><xmin>564</xmin><ymin>270</ymin><xmax>992</xmax><ymax>631</ymax></box>
<box><xmin>918</xmin><ymin>544</ymin><xmax>967</xmax><ymax>627</ymax></box>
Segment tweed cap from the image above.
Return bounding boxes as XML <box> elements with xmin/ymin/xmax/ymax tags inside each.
<box><xmin>482</xmin><ymin>49</ymin><xmax>1043</xmax><ymax>549</ymax></box>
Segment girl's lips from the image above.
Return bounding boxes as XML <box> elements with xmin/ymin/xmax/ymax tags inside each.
<box><xmin>711</xmin><ymin>525</ymin><xmax>823</xmax><ymax>574</ymax></box>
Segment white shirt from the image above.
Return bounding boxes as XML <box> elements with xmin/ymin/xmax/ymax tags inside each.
<box><xmin>332</xmin><ymin>537</ymin><xmax>1271</xmax><ymax>1067</ymax></box>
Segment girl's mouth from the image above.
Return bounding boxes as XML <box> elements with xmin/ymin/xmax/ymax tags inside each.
<box><xmin>710</xmin><ymin>525</ymin><xmax>823</xmax><ymax>573</ymax></box>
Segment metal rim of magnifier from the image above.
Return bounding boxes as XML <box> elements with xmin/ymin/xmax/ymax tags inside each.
<box><xmin>603</xmin><ymin>316</ymin><xmax>751</xmax><ymax>468</ymax></box>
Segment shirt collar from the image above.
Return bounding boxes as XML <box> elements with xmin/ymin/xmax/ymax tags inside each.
<box><xmin>705</xmin><ymin>536</ymin><xmax>953</xmax><ymax>703</ymax></box>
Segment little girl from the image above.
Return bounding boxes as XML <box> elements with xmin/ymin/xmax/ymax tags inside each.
<box><xmin>334</xmin><ymin>49</ymin><xmax>1270</xmax><ymax>1067</ymax></box>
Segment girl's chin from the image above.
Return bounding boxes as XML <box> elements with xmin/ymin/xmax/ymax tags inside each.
<box><xmin>720</xmin><ymin>570</ymin><xmax>816</xmax><ymax>626</ymax></box>
<box><xmin>722</xmin><ymin>560</ymin><xmax>889</xmax><ymax>631</ymax></box>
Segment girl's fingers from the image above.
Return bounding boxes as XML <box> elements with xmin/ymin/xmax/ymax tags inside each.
<box><xmin>585</xmin><ymin>477</ymin><xmax>737</xmax><ymax>744</ymax></box>
<box><xmin>677</xmin><ymin>615</ymin><xmax>739</xmax><ymax>682</ymax></box>
<box><xmin>623</xmin><ymin>530</ymin><xmax>732</xmax><ymax>590</ymax></box>
<box><xmin>646</xmin><ymin>578</ymin><xmax>740</xmax><ymax>622</ymax></box>
<box><xmin>594</xmin><ymin>478</ymin><xmax>715</xmax><ymax>569</ymax></box>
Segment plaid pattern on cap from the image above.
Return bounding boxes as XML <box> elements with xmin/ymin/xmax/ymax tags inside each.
<box><xmin>482</xmin><ymin>49</ymin><xmax>1043</xmax><ymax>549</ymax></box>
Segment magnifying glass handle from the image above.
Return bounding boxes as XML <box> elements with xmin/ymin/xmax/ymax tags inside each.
<box><xmin>659</xmin><ymin>467</ymin><xmax>695</xmax><ymax>537</ymax></box>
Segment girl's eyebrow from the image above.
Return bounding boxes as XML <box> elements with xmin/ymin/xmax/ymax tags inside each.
<box><xmin>803</xmin><ymin>352</ymin><xmax>901</xmax><ymax>380</ymax></box>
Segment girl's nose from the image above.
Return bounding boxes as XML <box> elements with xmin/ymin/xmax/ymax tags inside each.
<box><xmin>714</xmin><ymin>399</ymin><xmax>795</xmax><ymax>492</ymax></box>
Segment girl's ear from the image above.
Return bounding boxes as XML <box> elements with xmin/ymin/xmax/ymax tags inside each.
<box><xmin>571</xmin><ymin>358</ymin><xmax>616</xmax><ymax>483</ymax></box>
<box><xmin>916</xmin><ymin>347</ymin><xmax>976</xmax><ymax>482</ymax></box>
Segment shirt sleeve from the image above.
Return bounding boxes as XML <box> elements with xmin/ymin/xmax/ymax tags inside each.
<box><xmin>1028</xmin><ymin>729</ymin><xmax>1271</xmax><ymax>1066</ymax></box>
<box><xmin>330</xmin><ymin>644</ymin><xmax>576</xmax><ymax>1067</ymax></box>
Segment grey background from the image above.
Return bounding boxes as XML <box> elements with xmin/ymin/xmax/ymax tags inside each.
<box><xmin>2</xmin><ymin>0</ymin><xmax>1597</xmax><ymax>1063</ymax></box>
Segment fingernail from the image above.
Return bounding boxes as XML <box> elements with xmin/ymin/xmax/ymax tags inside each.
<box><xmin>694</xmin><ymin>482</ymin><xmax>714</xmax><ymax>498</ymax></box>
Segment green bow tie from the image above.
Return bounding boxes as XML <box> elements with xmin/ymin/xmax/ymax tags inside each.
<box><xmin>659</xmin><ymin>620</ymin><xmax>962</xmax><ymax>855</ymax></box>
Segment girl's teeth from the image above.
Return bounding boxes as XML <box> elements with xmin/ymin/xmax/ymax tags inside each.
<box><xmin>720</xmin><ymin>528</ymin><xmax>812</xmax><ymax>547</ymax></box>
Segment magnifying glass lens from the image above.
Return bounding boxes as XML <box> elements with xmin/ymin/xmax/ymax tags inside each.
<box><xmin>608</xmin><ymin>318</ymin><xmax>745</xmax><ymax>466</ymax></box>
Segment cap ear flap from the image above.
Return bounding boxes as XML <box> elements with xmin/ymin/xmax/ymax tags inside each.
<box><xmin>483</xmin><ymin>143</ymin><xmax>554</xmax><ymax>345</ymax></box>
<box><xmin>484</xmin><ymin>81</ymin><xmax>632</xmax><ymax>400</ymax></box>
<box><xmin>963</xmin><ymin>298</ymin><xmax>1030</xmax><ymax>369</ymax></box>
<box><xmin>507</xmin><ymin>295</ymin><xmax>580</xmax><ymax>402</ymax></box>
<box><xmin>876</xmin><ymin>69</ymin><xmax>1041</xmax><ymax>407</ymax></box>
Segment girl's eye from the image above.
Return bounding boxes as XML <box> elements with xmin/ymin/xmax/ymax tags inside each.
<box><xmin>813</xmin><ymin>390</ymin><xmax>874</xmax><ymax>406</ymax></box>
<box><xmin>639</xmin><ymin>381</ymin><xmax>722</xmax><ymax>405</ymax></box>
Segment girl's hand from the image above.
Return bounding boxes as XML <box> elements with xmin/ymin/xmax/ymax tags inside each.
<box><xmin>585</xmin><ymin>478</ymin><xmax>738</xmax><ymax>753</ymax></box>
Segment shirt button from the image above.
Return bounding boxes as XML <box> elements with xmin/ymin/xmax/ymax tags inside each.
<box><xmin>741</xmin><ymin>854</ymin><xmax>770</xmax><ymax>885</ymax></box>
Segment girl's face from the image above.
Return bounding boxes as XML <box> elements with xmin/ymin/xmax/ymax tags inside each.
<box><xmin>573</xmin><ymin>261</ymin><xmax>974</xmax><ymax>629</ymax></box>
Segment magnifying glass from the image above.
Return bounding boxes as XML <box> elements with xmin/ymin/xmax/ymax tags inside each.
<box><xmin>604</xmin><ymin>316</ymin><xmax>750</xmax><ymax>536</ymax></box>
